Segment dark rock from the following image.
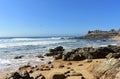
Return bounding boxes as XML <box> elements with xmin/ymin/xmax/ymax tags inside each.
<box><xmin>49</xmin><ymin>65</ymin><xmax>54</xmax><ymax>68</ymax></box>
<box><xmin>14</xmin><ymin>55</ymin><xmax>24</xmax><ymax>59</ymax></box>
<box><xmin>41</xmin><ymin>58</ymin><xmax>44</xmax><ymax>61</ymax></box>
<box><xmin>64</xmin><ymin>71</ymin><xmax>70</xmax><ymax>74</ymax></box>
<box><xmin>53</xmin><ymin>46</ymin><xmax>64</xmax><ymax>52</ymax></box>
<box><xmin>19</xmin><ymin>65</ymin><xmax>31</xmax><ymax>70</ymax></box>
<box><xmin>21</xmin><ymin>71</ymin><xmax>31</xmax><ymax>79</ymax></box>
<box><xmin>45</xmin><ymin>46</ymin><xmax>64</xmax><ymax>56</ymax></box>
<box><xmin>5</xmin><ymin>71</ymin><xmax>32</xmax><ymax>79</ymax></box>
<box><xmin>50</xmin><ymin>72</ymin><xmax>66</xmax><ymax>79</ymax></box>
<box><xmin>81</xmin><ymin>76</ymin><xmax>85</xmax><ymax>79</ymax></box>
<box><xmin>54</xmin><ymin>54</ymin><xmax>62</xmax><ymax>60</ymax></box>
<box><xmin>69</xmin><ymin>54</ymin><xmax>84</xmax><ymax>61</ymax></box>
<box><xmin>11</xmin><ymin>72</ymin><xmax>22</xmax><ymax>79</ymax></box>
<box><xmin>67</xmin><ymin>67</ymin><xmax>71</xmax><ymax>69</ymax></box>
<box><xmin>78</xmin><ymin>64</ymin><xmax>83</xmax><ymax>66</ymax></box>
<box><xmin>58</xmin><ymin>64</ymin><xmax>64</xmax><ymax>68</ymax></box>
<box><xmin>35</xmin><ymin>74</ymin><xmax>45</xmax><ymax>79</ymax></box>
<box><xmin>67</xmin><ymin>62</ymin><xmax>72</xmax><ymax>65</ymax></box>
<box><xmin>29</xmin><ymin>70</ymin><xmax>33</xmax><ymax>73</ymax></box>
<box><xmin>37</xmin><ymin>76</ymin><xmax>45</xmax><ymax>79</ymax></box>
<box><xmin>47</xmin><ymin>61</ymin><xmax>52</xmax><ymax>64</ymax></box>
<box><xmin>36</xmin><ymin>68</ymin><xmax>39</xmax><ymax>71</ymax></box>
<box><xmin>36</xmin><ymin>54</ymin><xmax>44</xmax><ymax>58</ymax></box>
<box><xmin>39</xmin><ymin>67</ymin><xmax>44</xmax><ymax>71</ymax></box>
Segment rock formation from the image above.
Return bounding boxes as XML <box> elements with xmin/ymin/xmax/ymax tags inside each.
<box><xmin>74</xmin><ymin>29</ymin><xmax>120</xmax><ymax>40</ymax></box>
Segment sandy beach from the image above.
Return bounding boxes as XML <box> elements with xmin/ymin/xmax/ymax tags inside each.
<box><xmin>0</xmin><ymin>58</ymin><xmax>106</xmax><ymax>79</ymax></box>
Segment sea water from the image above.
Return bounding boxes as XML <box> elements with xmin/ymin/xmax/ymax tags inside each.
<box><xmin>0</xmin><ymin>37</ymin><xmax>118</xmax><ymax>73</ymax></box>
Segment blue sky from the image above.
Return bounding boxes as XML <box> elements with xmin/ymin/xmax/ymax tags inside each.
<box><xmin>0</xmin><ymin>0</ymin><xmax>120</xmax><ymax>37</ymax></box>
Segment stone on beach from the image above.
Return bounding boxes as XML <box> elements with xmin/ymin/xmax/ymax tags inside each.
<box><xmin>49</xmin><ymin>72</ymin><xmax>66</xmax><ymax>79</ymax></box>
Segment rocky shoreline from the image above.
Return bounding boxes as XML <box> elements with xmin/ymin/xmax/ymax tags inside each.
<box><xmin>1</xmin><ymin>45</ymin><xmax>120</xmax><ymax>79</ymax></box>
<box><xmin>73</xmin><ymin>29</ymin><xmax>120</xmax><ymax>40</ymax></box>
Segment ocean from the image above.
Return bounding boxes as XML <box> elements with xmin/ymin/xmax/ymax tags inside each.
<box><xmin>0</xmin><ymin>36</ymin><xmax>118</xmax><ymax>73</ymax></box>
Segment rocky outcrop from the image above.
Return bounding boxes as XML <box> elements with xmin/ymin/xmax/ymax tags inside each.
<box><xmin>45</xmin><ymin>46</ymin><xmax>64</xmax><ymax>57</ymax></box>
<box><xmin>46</xmin><ymin>45</ymin><xmax>120</xmax><ymax>61</ymax></box>
<box><xmin>62</xmin><ymin>45</ymin><xmax>120</xmax><ymax>61</ymax></box>
<box><xmin>89</xmin><ymin>58</ymin><xmax>120</xmax><ymax>79</ymax></box>
<box><xmin>74</xmin><ymin>29</ymin><xmax>120</xmax><ymax>40</ymax></box>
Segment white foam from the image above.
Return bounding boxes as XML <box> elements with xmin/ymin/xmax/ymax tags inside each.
<box><xmin>12</xmin><ymin>38</ymin><xmax>37</xmax><ymax>41</ymax></box>
<box><xmin>0</xmin><ymin>58</ymin><xmax>11</xmax><ymax>65</ymax></box>
<box><xmin>0</xmin><ymin>55</ymin><xmax>54</xmax><ymax>73</ymax></box>
<box><xmin>0</xmin><ymin>40</ymin><xmax>73</xmax><ymax>48</ymax></box>
<box><xmin>50</xmin><ymin>37</ymin><xmax>62</xmax><ymax>40</ymax></box>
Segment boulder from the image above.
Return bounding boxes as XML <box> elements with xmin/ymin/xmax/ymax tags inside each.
<box><xmin>69</xmin><ymin>71</ymin><xmax>83</xmax><ymax>76</ymax></box>
<box><xmin>11</xmin><ymin>72</ymin><xmax>22</xmax><ymax>79</ymax></box>
<box><xmin>69</xmin><ymin>54</ymin><xmax>85</xmax><ymax>61</ymax></box>
<box><xmin>14</xmin><ymin>55</ymin><xmax>24</xmax><ymax>59</ymax></box>
<box><xmin>58</xmin><ymin>64</ymin><xmax>64</xmax><ymax>68</ymax></box>
<box><xmin>49</xmin><ymin>72</ymin><xmax>66</xmax><ymax>79</ymax></box>
<box><xmin>54</xmin><ymin>54</ymin><xmax>62</xmax><ymax>60</ymax></box>
<box><xmin>45</xmin><ymin>46</ymin><xmax>64</xmax><ymax>56</ymax></box>
<box><xmin>35</xmin><ymin>74</ymin><xmax>45</xmax><ymax>79</ymax></box>
<box><xmin>36</xmin><ymin>54</ymin><xmax>44</xmax><ymax>58</ymax></box>
<box><xmin>67</xmin><ymin>62</ymin><xmax>72</xmax><ymax>65</ymax></box>
<box><xmin>19</xmin><ymin>65</ymin><xmax>31</xmax><ymax>71</ymax></box>
<box><xmin>5</xmin><ymin>72</ymin><xmax>21</xmax><ymax>79</ymax></box>
<box><xmin>21</xmin><ymin>71</ymin><xmax>31</xmax><ymax>79</ymax></box>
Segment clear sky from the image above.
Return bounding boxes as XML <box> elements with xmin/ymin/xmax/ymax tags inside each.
<box><xmin>0</xmin><ymin>0</ymin><xmax>120</xmax><ymax>37</ymax></box>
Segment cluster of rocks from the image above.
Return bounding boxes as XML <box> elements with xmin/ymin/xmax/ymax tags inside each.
<box><xmin>5</xmin><ymin>71</ymin><xmax>34</xmax><ymax>79</ymax></box>
<box><xmin>5</xmin><ymin>71</ymin><xmax>46</xmax><ymax>79</ymax></box>
<box><xmin>5</xmin><ymin>61</ymin><xmax>86</xmax><ymax>79</ymax></box>
<box><xmin>14</xmin><ymin>55</ymin><xmax>24</xmax><ymax>59</ymax></box>
<box><xmin>74</xmin><ymin>29</ymin><xmax>120</xmax><ymax>40</ymax></box>
<box><xmin>44</xmin><ymin>46</ymin><xmax>64</xmax><ymax>60</ymax></box>
<box><xmin>89</xmin><ymin>58</ymin><xmax>120</xmax><ymax>79</ymax></box>
<box><xmin>45</xmin><ymin>46</ymin><xmax>64</xmax><ymax>56</ymax></box>
<box><xmin>64</xmin><ymin>69</ymin><xmax>85</xmax><ymax>79</ymax></box>
<box><xmin>45</xmin><ymin>45</ymin><xmax>120</xmax><ymax>61</ymax></box>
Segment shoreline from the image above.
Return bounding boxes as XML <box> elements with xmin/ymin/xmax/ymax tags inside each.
<box><xmin>0</xmin><ymin>44</ymin><xmax>120</xmax><ymax>79</ymax></box>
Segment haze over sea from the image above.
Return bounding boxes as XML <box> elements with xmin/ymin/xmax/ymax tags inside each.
<box><xmin>0</xmin><ymin>36</ymin><xmax>118</xmax><ymax>73</ymax></box>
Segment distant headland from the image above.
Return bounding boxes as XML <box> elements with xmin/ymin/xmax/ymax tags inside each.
<box><xmin>74</xmin><ymin>29</ymin><xmax>120</xmax><ymax>40</ymax></box>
